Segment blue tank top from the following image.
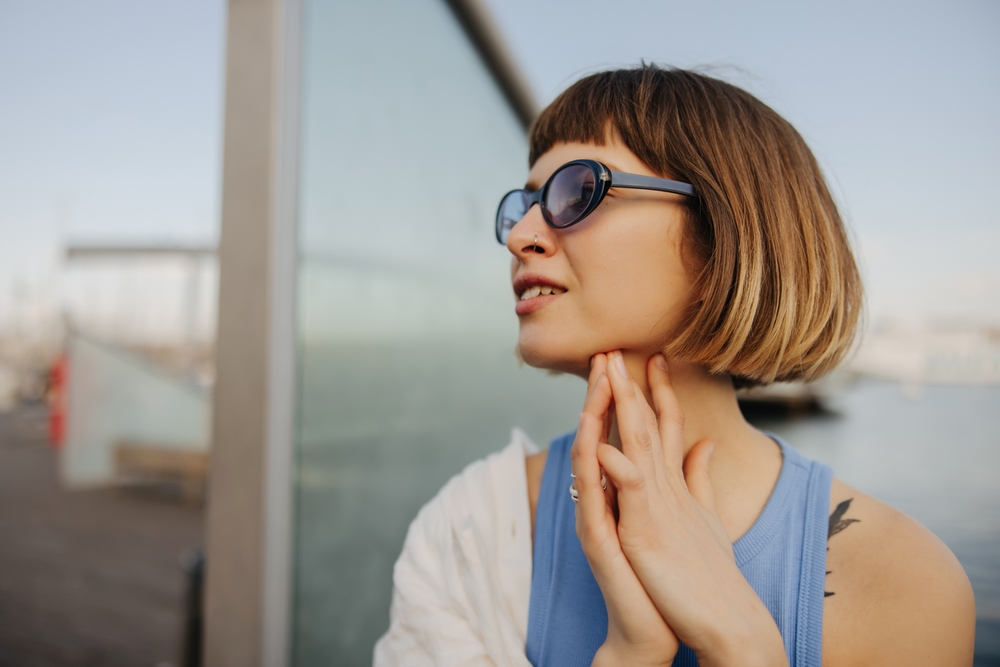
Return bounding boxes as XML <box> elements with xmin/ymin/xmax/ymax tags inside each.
<box><xmin>526</xmin><ymin>431</ymin><xmax>833</xmax><ymax>667</ymax></box>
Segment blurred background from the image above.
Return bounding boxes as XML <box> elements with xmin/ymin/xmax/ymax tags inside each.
<box><xmin>0</xmin><ymin>0</ymin><xmax>997</xmax><ymax>665</ymax></box>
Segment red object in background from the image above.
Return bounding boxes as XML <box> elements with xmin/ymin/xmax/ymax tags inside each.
<box><xmin>49</xmin><ymin>354</ymin><xmax>68</xmax><ymax>449</ymax></box>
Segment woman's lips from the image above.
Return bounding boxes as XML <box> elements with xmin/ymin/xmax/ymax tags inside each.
<box><xmin>515</xmin><ymin>292</ymin><xmax>562</xmax><ymax>315</ymax></box>
<box><xmin>512</xmin><ymin>273</ymin><xmax>567</xmax><ymax>316</ymax></box>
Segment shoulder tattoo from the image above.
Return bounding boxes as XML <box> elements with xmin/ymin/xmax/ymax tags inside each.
<box><xmin>825</xmin><ymin>498</ymin><xmax>860</xmax><ymax>597</ymax></box>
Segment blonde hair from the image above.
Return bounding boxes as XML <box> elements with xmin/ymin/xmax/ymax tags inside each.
<box><xmin>530</xmin><ymin>65</ymin><xmax>863</xmax><ymax>385</ymax></box>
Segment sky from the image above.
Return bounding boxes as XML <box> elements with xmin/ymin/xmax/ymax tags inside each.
<box><xmin>0</xmin><ymin>0</ymin><xmax>227</xmax><ymax>334</ymax></box>
<box><xmin>0</xmin><ymin>0</ymin><xmax>997</xmax><ymax>332</ymax></box>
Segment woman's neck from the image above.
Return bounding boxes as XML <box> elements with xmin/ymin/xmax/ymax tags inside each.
<box><xmin>608</xmin><ymin>351</ymin><xmax>782</xmax><ymax>541</ymax></box>
<box><xmin>608</xmin><ymin>351</ymin><xmax>751</xmax><ymax>454</ymax></box>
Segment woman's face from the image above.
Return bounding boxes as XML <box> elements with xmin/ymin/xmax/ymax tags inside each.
<box><xmin>508</xmin><ymin>139</ymin><xmax>696</xmax><ymax>378</ymax></box>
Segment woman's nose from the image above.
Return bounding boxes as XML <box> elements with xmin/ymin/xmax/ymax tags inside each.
<box><xmin>505</xmin><ymin>205</ymin><xmax>551</xmax><ymax>259</ymax></box>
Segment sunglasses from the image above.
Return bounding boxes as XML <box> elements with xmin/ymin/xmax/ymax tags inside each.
<box><xmin>495</xmin><ymin>159</ymin><xmax>698</xmax><ymax>245</ymax></box>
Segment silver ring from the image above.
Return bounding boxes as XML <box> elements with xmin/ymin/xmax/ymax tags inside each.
<box><xmin>532</xmin><ymin>234</ymin><xmax>538</xmax><ymax>252</ymax></box>
<box><xmin>569</xmin><ymin>472</ymin><xmax>606</xmax><ymax>497</ymax></box>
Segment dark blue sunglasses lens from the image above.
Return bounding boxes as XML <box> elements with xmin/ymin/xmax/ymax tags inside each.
<box><xmin>545</xmin><ymin>163</ymin><xmax>596</xmax><ymax>228</ymax></box>
<box><xmin>497</xmin><ymin>190</ymin><xmax>529</xmax><ymax>244</ymax></box>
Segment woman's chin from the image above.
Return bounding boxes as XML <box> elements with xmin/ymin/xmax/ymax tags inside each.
<box><xmin>517</xmin><ymin>343</ymin><xmax>591</xmax><ymax>378</ymax></box>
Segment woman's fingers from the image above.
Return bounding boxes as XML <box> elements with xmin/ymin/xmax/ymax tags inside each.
<box><xmin>682</xmin><ymin>439</ymin><xmax>716</xmax><ymax>514</ymax></box>
<box><xmin>647</xmin><ymin>354</ymin><xmax>685</xmax><ymax>474</ymax></box>
<box><xmin>596</xmin><ymin>443</ymin><xmax>642</xmax><ymax>493</ymax></box>
<box><xmin>589</xmin><ymin>355</ymin><xmax>619</xmax><ymax>450</ymax></box>
<box><xmin>575</xmin><ymin>409</ymin><xmax>680</xmax><ymax>663</ymax></box>
<box><xmin>570</xmin><ymin>373</ymin><xmax>611</xmax><ymax>528</ymax></box>
<box><xmin>572</xmin><ymin>410</ymin><xmax>613</xmax><ymax>530</ymax></box>
<box><xmin>605</xmin><ymin>351</ymin><xmax>661</xmax><ymax>480</ymax></box>
<box><xmin>587</xmin><ymin>353</ymin><xmax>608</xmax><ymax>398</ymax></box>
<box><xmin>583</xmin><ymin>369</ymin><xmax>613</xmax><ymax>419</ymax></box>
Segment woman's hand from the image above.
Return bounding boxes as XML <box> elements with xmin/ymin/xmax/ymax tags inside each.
<box><xmin>576</xmin><ymin>351</ymin><xmax>789</xmax><ymax>667</ymax></box>
<box><xmin>571</xmin><ymin>353</ymin><xmax>678</xmax><ymax>667</ymax></box>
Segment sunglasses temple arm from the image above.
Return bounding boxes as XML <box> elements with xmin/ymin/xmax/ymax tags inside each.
<box><xmin>609</xmin><ymin>171</ymin><xmax>697</xmax><ymax>198</ymax></box>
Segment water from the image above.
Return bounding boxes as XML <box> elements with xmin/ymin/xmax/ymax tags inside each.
<box><xmin>747</xmin><ymin>381</ymin><xmax>1000</xmax><ymax>663</ymax></box>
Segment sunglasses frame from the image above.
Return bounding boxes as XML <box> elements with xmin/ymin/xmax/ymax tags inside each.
<box><xmin>495</xmin><ymin>159</ymin><xmax>697</xmax><ymax>244</ymax></box>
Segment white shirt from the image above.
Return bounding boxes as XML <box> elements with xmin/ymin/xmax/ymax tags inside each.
<box><xmin>373</xmin><ymin>430</ymin><xmax>539</xmax><ymax>667</ymax></box>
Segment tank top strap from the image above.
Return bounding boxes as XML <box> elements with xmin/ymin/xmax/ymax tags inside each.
<box><xmin>785</xmin><ymin>436</ymin><xmax>834</xmax><ymax>667</ymax></box>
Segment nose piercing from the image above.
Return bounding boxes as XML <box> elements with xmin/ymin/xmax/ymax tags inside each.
<box><xmin>532</xmin><ymin>235</ymin><xmax>538</xmax><ymax>252</ymax></box>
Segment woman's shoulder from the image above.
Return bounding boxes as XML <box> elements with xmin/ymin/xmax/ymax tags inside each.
<box><xmin>526</xmin><ymin>449</ymin><xmax>548</xmax><ymax>537</ymax></box>
<box><xmin>525</xmin><ymin>430</ymin><xmax>576</xmax><ymax>537</ymax></box>
<box><xmin>822</xmin><ymin>478</ymin><xmax>976</xmax><ymax>666</ymax></box>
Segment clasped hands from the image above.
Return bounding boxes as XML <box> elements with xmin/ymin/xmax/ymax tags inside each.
<box><xmin>572</xmin><ymin>352</ymin><xmax>788</xmax><ymax>667</ymax></box>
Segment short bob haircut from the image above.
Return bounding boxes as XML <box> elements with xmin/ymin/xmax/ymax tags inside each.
<box><xmin>530</xmin><ymin>65</ymin><xmax>863</xmax><ymax>385</ymax></box>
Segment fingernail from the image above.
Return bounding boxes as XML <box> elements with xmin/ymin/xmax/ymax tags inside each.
<box><xmin>655</xmin><ymin>354</ymin><xmax>668</xmax><ymax>371</ymax></box>
<box><xmin>613</xmin><ymin>353</ymin><xmax>628</xmax><ymax>377</ymax></box>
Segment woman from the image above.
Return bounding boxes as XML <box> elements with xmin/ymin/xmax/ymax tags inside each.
<box><xmin>374</xmin><ymin>66</ymin><xmax>974</xmax><ymax>666</ymax></box>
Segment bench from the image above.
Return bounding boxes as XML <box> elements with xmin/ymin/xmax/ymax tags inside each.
<box><xmin>115</xmin><ymin>442</ymin><xmax>209</xmax><ymax>505</ymax></box>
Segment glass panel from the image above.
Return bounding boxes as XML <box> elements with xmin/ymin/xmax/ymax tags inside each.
<box><xmin>292</xmin><ymin>1</ymin><xmax>583</xmax><ymax>664</ymax></box>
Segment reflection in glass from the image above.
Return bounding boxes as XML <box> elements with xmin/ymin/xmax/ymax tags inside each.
<box><xmin>292</xmin><ymin>1</ymin><xmax>582</xmax><ymax>664</ymax></box>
